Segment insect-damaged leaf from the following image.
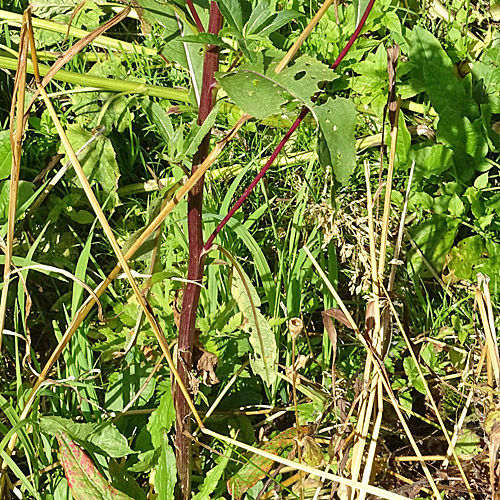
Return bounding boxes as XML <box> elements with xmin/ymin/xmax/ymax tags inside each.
<box><xmin>56</xmin><ymin>431</ymin><xmax>134</xmax><ymax>500</ymax></box>
<box><xmin>316</xmin><ymin>97</ymin><xmax>357</xmax><ymax>185</ymax></box>
<box><xmin>217</xmin><ymin>50</ymin><xmax>336</xmax><ymax>120</ymax></box>
<box><xmin>230</xmin><ymin>265</ymin><xmax>277</xmax><ymax>386</ymax></box>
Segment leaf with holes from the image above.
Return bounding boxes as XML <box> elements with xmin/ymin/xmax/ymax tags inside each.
<box><xmin>316</xmin><ymin>97</ymin><xmax>357</xmax><ymax>185</ymax></box>
<box><xmin>217</xmin><ymin>50</ymin><xmax>336</xmax><ymax>120</ymax></box>
<box><xmin>56</xmin><ymin>431</ymin><xmax>133</xmax><ymax>500</ymax></box>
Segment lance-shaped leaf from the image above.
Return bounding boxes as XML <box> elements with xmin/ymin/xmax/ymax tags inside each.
<box><xmin>230</xmin><ymin>263</ymin><xmax>277</xmax><ymax>386</ymax></box>
<box><xmin>217</xmin><ymin>50</ymin><xmax>336</xmax><ymax>120</ymax></box>
<box><xmin>56</xmin><ymin>431</ymin><xmax>134</xmax><ymax>500</ymax></box>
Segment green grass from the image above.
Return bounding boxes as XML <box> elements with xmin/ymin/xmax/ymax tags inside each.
<box><xmin>0</xmin><ymin>0</ymin><xmax>498</xmax><ymax>498</ymax></box>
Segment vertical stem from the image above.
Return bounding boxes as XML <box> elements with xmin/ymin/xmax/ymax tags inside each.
<box><xmin>173</xmin><ymin>3</ymin><xmax>221</xmax><ymax>499</ymax></box>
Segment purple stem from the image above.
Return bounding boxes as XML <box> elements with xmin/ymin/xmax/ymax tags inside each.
<box><xmin>174</xmin><ymin>3</ymin><xmax>221</xmax><ymax>499</ymax></box>
<box><xmin>203</xmin><ymin>0</ymin><xmax>376</xmax><ymax>251</ymax></box>
<box><xmin>185</xmin><ymin>0</ymin><xmax>205</xmax><ymax>32</ymax></box>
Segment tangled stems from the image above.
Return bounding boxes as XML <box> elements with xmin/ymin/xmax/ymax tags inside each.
<box><xmin>204</xmin><ymin>0</ymin><xmax>376</xmax><ymax>251</ymax></box>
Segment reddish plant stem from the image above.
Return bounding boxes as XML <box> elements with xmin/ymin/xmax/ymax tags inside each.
<box><xmin>173</xmin><ymin>3</ymin><xmax>221</xmax><ymax>499</ymax></box>
<box><xmin>204</xmin><ymin>0</ymin><xmax>376</xmax><ymax>251</ymax></box>
<box><xmin>185</xmin><ymin>0</ymin><xmax>205</xmax><ymax>32</ymax></box>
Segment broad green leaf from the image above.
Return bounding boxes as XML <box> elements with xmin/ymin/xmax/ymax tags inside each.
<box><xmin>455</xmin><ymin>428</ymin><xmax>481</xmax><ymax>457</ymax></box>
<box><xmin>403</xmin><ymin>357</ymin><xmax>425</xmax><ymax>395</ymax></box>
<box><xmin>155</xmin><ymin>431</ymin><xmax>176</xmax><ymax>500</ymax></box>
<box><xmin>59</xmin><ymin>125</ymin><xmax>120</xmax><ymax>203</ymax></box>
<box><xmin>193</xmin><ymin>446</ymin><xmax>230</xmax><ymax>500</ymax></box>
<box><xmin>216</xmin><ymin>0</ymin><xmax>250</xmax><ymax>33</ymax></box>
<box><xmin>105</xmin><ymin>354</ymin><xmax>156</xmax><ymax>411</ymax></box>
<box><xmin>316</xmin><ymin>97</ymin><xmax>357</xmax><ymax>185</ymax></box>
<box><xmin>410</xmin><ymin>144</ymin><xmax>453</xmax><ymax>180</ymax></box>
<box><xmin>217</xmin><ymin>50</ymin><xmax>336</xmax><ymax>120</ymax></box>
<box><xmin>56</xmin><ymin>431</ymin><xmax>134</xmax><ymax>500</ymax></box>
<box><xmin>474</xmin><ymin>172</ymin><xmax>489</xmax><ymax>190</ymax></box>
<box><xmin>230</xmin><ymin>263</ymin><xmax>277</xmax><ymax>386</ymax></box>
<box><xmin>146</xmin><ymin>391</ymin><xmax>176</xmax><ymax>449</ymax></box>
<box><xmin>42</xmin><ymin>417</ymin><xmax>133</xmax><ymax>458</ymax></box>
<box><xmin>410</xmin><ymin>26</ymin><xmax>467</xmax><ymax>115</ymax></box>
<box><xmin>408</xmin><ymin>214</ymin><xmax>460</xmax><ymax>277</ymax></box>
<box><xmin>447</xmin><ymin>236</ymin><xmax>500</xmax><ymax>293</ymax></box>
<box><xmin>227</xmin><ymin>427</ymin><xmax>303</xmax><ymax>499</ymax></box>
<box><xmin>245</xmin><ymin>2</ymin><xmax>272</xmax><ymax>35</ymax></box>
<box><xmin>0</xmin><ymin>180</ymin><xmax>35</xmax><ymax>221</ymax></box>
<box><xmin>0</xmin><ymin>130</ymin><xmax>11</xmax><ymax>179</ymax></box>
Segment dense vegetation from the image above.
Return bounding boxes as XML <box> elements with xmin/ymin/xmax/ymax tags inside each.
<box><xmin>0</xmin><ymin>0</ymin><xmax>499</xmax><ymax>498</ymax></box>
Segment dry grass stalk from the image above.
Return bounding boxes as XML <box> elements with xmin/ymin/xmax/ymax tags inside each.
<box><xmin>274</xmin><ymin>0</ymin><xmax>335</xmax><ymax>74</ymax></box>
<box><xmin>382</xmin><ymin>284</ymin><xmax>474</xmax><ymax>499</ymax></box>
<box><xmin>304</xmin><ymin>246</ymin><xmax>441</xmax><ymax>499</ymax></box>
<box><xmin>0</xmin><ymin>12</ymin><xmax>29</xmax><ymax>351</ymax></box>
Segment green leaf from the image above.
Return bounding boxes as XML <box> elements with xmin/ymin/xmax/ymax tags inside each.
<box><xmin>180</xmin><ymin>33</ymin><xmax>229</xmax><ymax>47</ymax></box>
<box><xmin>0</xmin><ymin>180</ymin><xmax>35</xmax><ymax>221</ymax></box>
<box><xmin>105</xmin><ymin>352</ymin><xmax>156</xmax><ymax>411</ymax></box>
<box><xmin>403</xmin><ymin>357</ymin><xmax>425</xmax><ymax>395</ymax></box>
<box><xmin>474</xmin><ymin>172</ymin><xmax>489</xmax><ymax>190</ymax></box>
<box><xmin>42</xmin><ymin>417</ymin><xmax>133</xmax><ymax>458</ymax></box>
<box><xmin>155</xmin><ymin>431</ymin><xmax>176</xmax><ymax>500</ymax></box>
<box><xmin>315</xmin><ymin>97</ymin><xmax>357</xmax><ymax>185</ymax></box>
<box><xmin>146</xmin><ymin>391</ymin><xmax>176</xmax><ymax>449</ymax></box>
<box><xmin>142</xmin><ymin>100</ymin><xmax>174</xmax><ymax>142</ymax></box>
<box><xmin>217</xmin><ymin>50</ymin><xmax>336</xmax><ymax>120</ymax></box>
<box><xmin>408</xmin><ymin>214</ymin><xmax>460</xmax><ymax>277</ymax></box>
<box><xmin>184</xmin><ymin>103</ymin><xmax>220</xmax><ymax>157</ymax></box>
<box><xmin>193</xmin><ymin>446</ymin><xmax>230</xmax><ymax>500</ymax></box>
<box><xmin>216</xmin><ymin>0</ymin><xmax>250</xmax><ymax>33</ymax></box>
<box><xmin>59</xmin><ymin>125</ymin><xmax>120</xmax><ymax>203</ymax></box>
<box><xmin>0</xmin><ymin>130</ymin><xmax>11</xmax><ymax>180</ymax></box>
<box><xmin>56</xmin><ymin>431</ymin><xmax>134</xmax><ymax>500</ymax></box>
<box><xmin>447</xmin><ymin>236</ymin><xmax>500</xmax><ymax>293</ymax></box>
<box><xmin>410</xmin><ymin>144</ymin><xmax>454</xmax><ymax>180</ymax></box>
<box><xmin>353</xmin><ymin>0</ymin><xmax>370</xmax><ymax>27</ymax></box>
<box><xmin>230</xmin><ymin>263</ymin><xmax>277</xmax><ymax>386</ymax></box>
<box><xmin>448</xmin><ymin>193</ymin><xmax>465</xmax><ymax>217</ymax></box>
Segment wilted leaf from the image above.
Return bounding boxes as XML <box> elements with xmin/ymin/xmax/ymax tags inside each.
<box><xmin>56</xmin><ymin>431</ymin><xmax>134</xmax><ymax>500</ymax></box>
<box><xmin>230</xmin><ymin>265</ymin><xmax>277</xmax><ymax>386</ymax></box>
<box><xmin>227</xmin><ymin>427</ymin><xmax>305</xmax><ymax>499</ymax></box>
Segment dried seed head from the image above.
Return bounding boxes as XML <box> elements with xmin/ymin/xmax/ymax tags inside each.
<box><xmin>289</xmin><ymin>317</ymin><xmax>304</xmax><ymax>340</ymax></box>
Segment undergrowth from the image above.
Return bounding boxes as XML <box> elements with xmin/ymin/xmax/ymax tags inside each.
<box><xmin>0</xmin><ymin>0</ymin><xmax>499</xmax><ymax>499</ymax></box>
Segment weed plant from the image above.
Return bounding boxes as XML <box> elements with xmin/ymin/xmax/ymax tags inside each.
<box><xmin>0</xmin><ymin>0</ymin><xmax>498</xmax><ymax>499</ymax></box>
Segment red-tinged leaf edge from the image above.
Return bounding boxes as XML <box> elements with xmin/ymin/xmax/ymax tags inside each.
<box><xmin>56</xmin><ymin>431</ymin><xmax>133</xmax><ymax>500</ymax></box>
